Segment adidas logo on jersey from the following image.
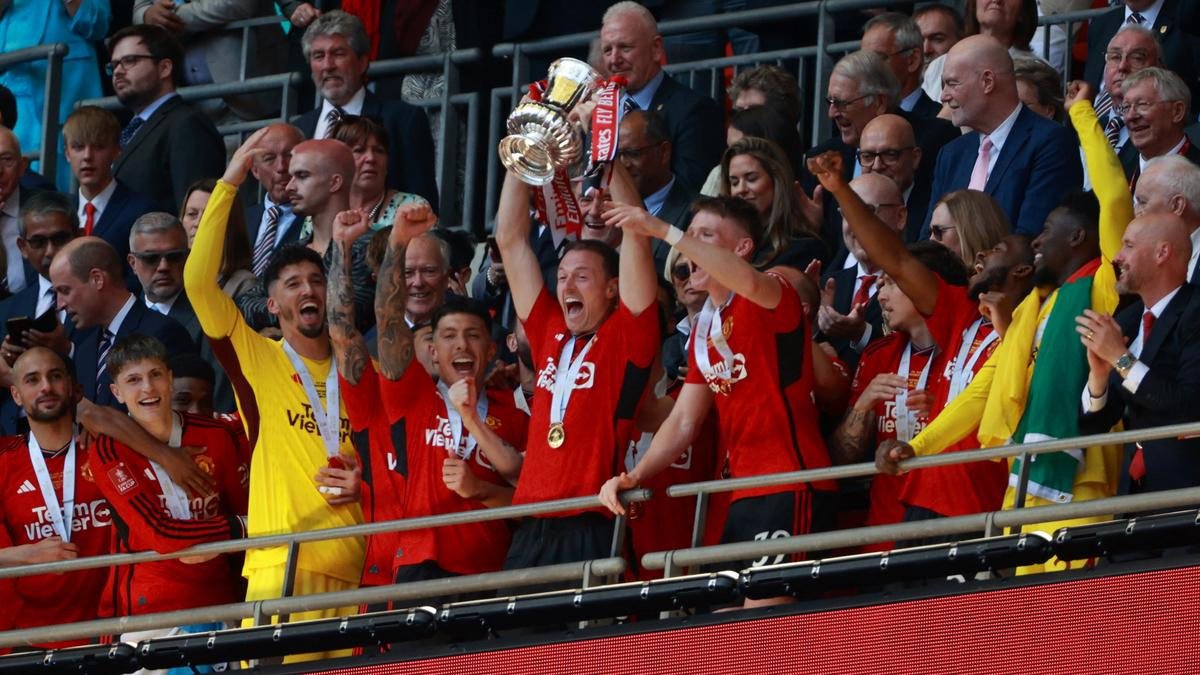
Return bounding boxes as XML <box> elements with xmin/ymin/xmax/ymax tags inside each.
<box><xmin>16</xmin><ymin>480</ymin><xmax>35</xmax><ymax>494</ymax></box>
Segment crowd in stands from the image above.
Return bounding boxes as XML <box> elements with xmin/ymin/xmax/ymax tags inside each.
<box><xmin>2</xmin><ymin>0</ymin><xmax>1200</xmax><ymax>663</ymax></box>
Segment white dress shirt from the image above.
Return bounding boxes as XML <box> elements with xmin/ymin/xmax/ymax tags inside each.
<box><xmin>107</xmin><ymin>293</ymin><xmax>137</xmax><ymax>337</ymax></box>
<box><xmin>254</xmin><ymin>196</ymin><xmax>298</xmax><ymax>249</ymax></box>
<box><xmin>77</xmin><ymin>178</ymin><xmax>117</xmax><ymax>227</ymax></box>
<box><xmin>314</xmin><ymin>86</ymin><xmax>367</xmax><ymax>140</ymax></box>
<box><xmin>144</xmin><ymin>292</ymin><xmax>179</xmax><ymax>316</ymax></box>
<box><xmin>979</xmin><ymin>103</ymin><xmax>1023</xmax><ymax>179</ymax></box>
<box><xmin>1083</xmin><ymin>285</ymin><xmax>1181</xmax><ymax>411</ymax></box>
<box><xmin>1</xmin><ymin>190</ymin><xmax>25</xmax><ymax>293</ymax></box>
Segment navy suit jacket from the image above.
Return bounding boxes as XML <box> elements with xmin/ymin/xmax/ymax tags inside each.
<box><xmin>73</xmin><ymin>181</ymin><xmax>157</xmax><ymax>263</ymax></box>
<box><xmin>907</xmin><ymin>90</ymin><xmax>943</xmax><ymax>119</ymax></box>
<box><xmin>294</xmin><ymin>90</ymin><xmax>439</xmax><ymax>208</ymax></box>
<box><xmin>648</xmin><ymin>73</ymin><xmax>725</xmax><ymax>193</ymax></box>
<box><xmin>1079</xmin><ymin>285</ymin><xmax>1200</xmax><ymax>495</ymax></box>
<box><xmin>75</xmin><ymin>298</ymin><xmax>198</xmax><ymax>408</ymax></box>
<box><xmin>245</xmin><ymin>202</ymin><xmax>304</xmax><ymax>258</ymax></box>
<box><xmin>923</xmin><ymin>105</ymin><xmax>1082</xmax><ymax>238</ymax></box>
<box><xmin>1118</xmin><ymin>137</ymin><xmax>1200</xmax><ymax>192</ymax></box>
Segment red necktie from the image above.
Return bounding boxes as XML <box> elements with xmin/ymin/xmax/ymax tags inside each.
<box><xmin>852</xmin><ymin>274</ymin><xmax>877</xmax><ymax>309</ymax></box>
<box><xmin>1128</xmin><ymin>310</ymin><xmax>1156</xmax><ymax>483</ymax></box>
<box><xmin>84</xmin><ymin>202</ymin><xmax>96</xmax><ymax>236</ymax></box>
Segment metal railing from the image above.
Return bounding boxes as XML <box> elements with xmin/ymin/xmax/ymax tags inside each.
<box><xmin>0</xmin><ymin>43</ymin><xmax>68</xmax><ymax>181</ymax></box>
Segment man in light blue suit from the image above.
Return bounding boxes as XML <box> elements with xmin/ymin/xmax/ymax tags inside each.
<box><xmin>923</xmin><ymin>36</ymin><xmax>1082</xmax><ymax>239</ymax></box>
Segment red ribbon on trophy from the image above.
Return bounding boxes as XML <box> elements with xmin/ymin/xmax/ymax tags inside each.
<box><xmin>526</xmin><ymin>76</ymin><xmax>625</xmax><ymax>248</ymax></box>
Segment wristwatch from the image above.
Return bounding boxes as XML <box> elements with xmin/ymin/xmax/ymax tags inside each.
<box><xmin>1114</xmin><ymin>352</ymin><xmax>1136</xmax><ymax>378</ymax></box>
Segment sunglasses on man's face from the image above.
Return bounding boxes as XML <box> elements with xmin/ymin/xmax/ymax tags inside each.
<box><xmin>671</xmin><ymin>264</ymin><xmax>691</xmax><ymax>282</ymax></box>
<box><xmin>131</xmin><ymin>249</ymin><xmax>189</xmax><ymax>266</ymax></box>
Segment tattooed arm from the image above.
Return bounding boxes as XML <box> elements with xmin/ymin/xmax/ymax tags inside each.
<box><xmin>830</xmin><ymin>373</ymin><xmax>906</xmax><ymax>465</ymax></box>
<box><xmin>329</xmin><ymin>209</ymin><xmax>372</xmax><ymax>385</ymax></box>
<box><xmin>376</xmin><ymin>203</ymin><xmax>438</xmax><ymax>380</ymax></box>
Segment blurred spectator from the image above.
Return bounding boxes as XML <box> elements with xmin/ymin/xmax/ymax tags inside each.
<box><xmin>614</xmin><ymin>109</ymin><xmax>693</xmax><ymax>268</ymax></box>
<box><xmin>858</xmin><ymin>114</ymin><xmax>930</xmax><ymax>243</ymax></box>
<box><xmin>246</xmin><ymin>123</ymin><xmax>305</xmax><ymax>276</ymax></box>
<box><xmin>63</xmin><ymin>106</ymin><xmax>156</xmax><ymax>265</ymax></box>
<box><xmin>720</xmin><ymin>137</ymin><xmax>827</xmax><ymax>270</ymax></box>
<box><xmin>661</xmin><ymin>248</ymin><xmax>708</xmax><ymax>382</ymax></box>
<box><xmin>600</xmin><ymin>2</ymin><xmax>724</xmax><ymax>192</ymax></box>
<box><xmin>179</xmin><ymin>179</ymin><xmax>256</xmax><ymax>301</ymax></box>
<box><xmin>1013</xmin><ymin>56</ymin><xmax>1065</xmax><ymax>121</ymax></box>
<box><xmin>1132</xmin><ymin>155</ymin><xmax>1200</xmax><ymax>283</ymax></box>
<box><xmin>1083</xmin><ymin>0</ymin><xmax>1200</xmax><ymax>116</ymax></box>
<box><xmin>431</xmin><ymin>226</ymin><xmax>476</xmax><ymax>297</ymax></box>
<box><xmin>927</xmin><ymin>189</ymin><xmax>1013</xmax><ymax>267</ymax></box>
<box><xmin>329</xmin><ymin>115</ymin><xmax>429</xmax><ymax>229</ymax></box>
<box><xmin>128</xmin><ymin>212</ymin><xmax>236</xmax><ymax>413</ymax></box>
<box><xmin>0</xmin><ymin>127</ymin><xmax>36</xmax><ymax>296</ymax></box>
<box><xmin>0</xmin><ymin>83</ymin><xmax>56</xmax><ymax>193</ymax></box>
<box><xmin>922</xmin><ymin>0</ymin><xmax>1048</xmax><ymax>101</ymax></box>
<box><xmin>703</xmin><ymin>105</ymin><xmax>804</xmax><ymax>196</ymax></box>
<box><xmin>1091</xmin><ymin>25</ymin><xmax>1162</xmax><ymax>152</ymax></box>
<box><xmin>107</xmin><ymin>25</ymin><xmax>226</xmax><ymax>213</ymax></box>
<box><xmin>133</xmin><ymin>0</ymin><xmax>286</xmax><ymax>120</ymax></box>
<box><xmin>728</xmin><ymin>64</ymin><xmax>803</xmax><ymax>126</ymax></box>
<box><xmin>924</xmin><ymin>37</ymin><xmax>1081</xmax><ymax>238</ymax></box>
<box><xmin>404</xmin><ymin>233</ymin><xmax>452</xmax><ymax>327</ymax></box>
<box><xmin>0</xmin><ymin>0</ymin><xmax>109</xmax><ymax>191</ymax></box>
<box><xmin>49</xmin><ymin>237</ymin><xmax>196</xmax><ymax>407</ymax></box>
<box><xmin>914</xmin><ymin>4</ymin><xmax>964</xmax><ymax>64</ymax></box>
<box><xmin>168</xmin><ymin>351</ymin><xmax>216</xmax><ymax>417</ymax></box>
<box><xmin>1117</xmin><ymin>68</ymin><xmax>1200</xmax><ymax>188</ymax></box>
<box><xmin>294</xmin><ymin>10</ymin><xmax>439</xmax><ymax>207</ymax></box>
<box><xmin>862</xmin><ymin>13</ymin><xmax>941</xmax><ymax>118</ymax></box>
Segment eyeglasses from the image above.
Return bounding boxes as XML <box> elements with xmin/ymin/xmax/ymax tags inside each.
<box><xmin>930</xmin><ymin>225</ymin><xmax>957</xmax><ymax>239</ymax></box>
<box><xmin>1104</xmin><ymin>49</ymin><xmax>1152</xmax><ymax>68</ymax></box>
<box><xmin>616</xmin><ymin>143</ymin><xmax>665</xmax><ymax>161</ymax></box>
<box><xmin>826</xmin><ymin>94</ymin><xmax>872</xmax><ymax>111</ymax></box>
<box><xmin>23</xmin><ymin>231</ymin><xmax>74</xmax><ymax>250</ymax></box>
<box><xmin>671</xmin><ymin>264</ymin><xmax>691</xmax><ymax>281</ymax></box>
<box><xmin>131</xmin><ymin>249</ymin><xmax>189</xmax><ymax>266</ymax></box>
<box><xmin>856</xmin><ymin>147</ymin><xmax>915</xmax><ymax>166</ymax></box>
<box><xmin>1116</xmin><ymin>99</ymin><xmax>1172</xmax><ymax>116</ymax></box>
<box><xmin>105</xmin><ymin>54</ymin><xmax>157</xmax><ymax>76</ymax></box>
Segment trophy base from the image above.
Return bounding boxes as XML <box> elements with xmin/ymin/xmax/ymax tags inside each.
<box><xmin>498</xmin><ymin>134</ymin><xmax>557</xmax><ymax>186</ymax></box>
<box><xmin>499</xmin><ymin>101</ymin><xmax>583</xmax><ymax>187</ymax></box>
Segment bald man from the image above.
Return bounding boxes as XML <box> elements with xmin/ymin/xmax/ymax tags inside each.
<box><xmin>49</xmin><ymin>236</ymin><xmax>195</xmax><ymax>406</ymax></box>
<box><xmin>1133</xmin><ymin>155</ymin><xmax>1200</xmax><ymax>284</ymax></box>
<box><xmin>247</xmin><ymin>123</ymin><xmax>306</xmax><ymax>274</ymax></box>
<box><xmin>925</xmin><ymin>36</ymin><xmax>1082</xmax><ymax>238</ymax></box>
<box><xmin>817</xmin><ymin>173</ymin><xmax>903</xmax><ymax>371</ymax></box>
<box><xmin>858</xmin><ymin>114</ymin><xmax>928</xmax><ymax>242</ymax></box>
<box><xmin>1079</xmin><ymin>213</ymin><xmax>1200</xmax><ymax>496</ymax></box>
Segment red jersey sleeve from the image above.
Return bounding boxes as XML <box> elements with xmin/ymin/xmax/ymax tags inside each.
<box><xmin>923</xmin><ymin>276</ymin><xmax>976</xmax><ymax>353</ymax></box>
<box><xmin>210</xmin><ymin>424</ymin><xmax>250</xmax><ymax>517</ymax></box>
<box><xmin>341</xmin><ymin>359</ymin><xmax>383</xmax><ymax>432</ymax></box>
<box><xmin>379</xmin><ymin>356</ymin><xmax>437</xmax><ymax>424</ymax></box>
<box><xmin>87</xmin><ymin>436</ymin><xmax>241</xmax><ymax>554</ymax></box>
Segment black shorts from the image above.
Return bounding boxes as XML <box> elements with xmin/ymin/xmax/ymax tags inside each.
<box><xmin>898</xmin><ymin>504</ymin><xmax>984</xmax><ymax>549</ymax></box>
<box><xmin>711</xmin><ymin>490</ymin><xmax>811</xmax><ymax>572</ymax></box>
<box><xmin>502</xmin><ymin>512</ymin><xmax>613</xmax><ymax>590</ymax></box>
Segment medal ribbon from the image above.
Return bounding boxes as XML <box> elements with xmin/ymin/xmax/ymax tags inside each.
<box><xmin>894</xmin><ymin>343</ymin><xmax>935</xmax><ymax>442</ymax></box>
<box><xmin>436</xmin><ymin>381</ymin><xmax>490</xmax><ymax>460</ymax></box>
<box><xmin>282</xmin><ymin>341</ymin><xmax>342</xmax><ymax>459</ymax></box>
<box><xmin>947</xmin><ymin>318</ymin><xmax>1000</xmax><ymax>401</ymax></box>
<box><xmin>28</xmin><ymin>431</ymin><xmax>75</xmax><ymax>542</ymax></box>
<box><xmin>692</xmin><ymin>295</ymin><xmax>736</xmax><ymax>384</ymax></box>
<box><xmin>148</xmin><ymin>412</ymin><xmax>192</xmax><ymax>520</ymax></box>
<box><xmin>550</xmin><ymin>335</ymin><xmax>597</xmax><ymax>427</ymax></box>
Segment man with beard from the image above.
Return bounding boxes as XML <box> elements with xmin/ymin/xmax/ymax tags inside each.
<box><xmin>184</xmin><ymin>128</ymin><xmax>364</xmax><ymax>663</ymax></box>
<box><xmin>107</xmin><ymin>25</ymin><xmax>224</xmax><ymax>213</ymax></box>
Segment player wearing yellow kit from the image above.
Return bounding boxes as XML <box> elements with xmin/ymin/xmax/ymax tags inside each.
<box><xmin>183</xmin><ymin>128</ymin><xmax>364</xmax><ymax>662</ymax></box>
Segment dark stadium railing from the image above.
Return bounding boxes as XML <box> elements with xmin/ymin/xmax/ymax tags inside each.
<box><xmin>0</xmin><ymin>43</ymin><xmax>68</xmax><ymax>181</ymax></box>
<box><xmin>2</xmin><ymin>421</ymin><xmax>1200</xmax><ymax>649</ymax></box>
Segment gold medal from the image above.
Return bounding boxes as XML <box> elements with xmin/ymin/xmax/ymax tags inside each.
<box><xmin>547</xmin><ymin>423</ymin><xmax>566</xmax><ymax>448</ymax></box>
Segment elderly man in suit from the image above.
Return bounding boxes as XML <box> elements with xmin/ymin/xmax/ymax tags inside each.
<box><xmin>49</xmin><ymin>237</ymin><xmax>196</xmax><ymax>408</ymax></box>
<box><xmin>924</xmin><ymin>36</ymin><xmax>1082</xmax><ymax>238</ymax></box>
<box><xmin>599</xmin><ymin>2</ymin><xmax>724</xmax><ymax>193</ymax></box>
<box><xmin>862</xmin><ymin>13</ymin><xmax>942</xmax><ymax>119</ymax></box>
<box><xmin>62</xmin><ymin>106</ymin><xmax>156</xmax><ymax>267</ymax></box>
<box><xmin>293</xmin><ymin>10</ymin><xmax>438</xmax><ymax>208</ymax></box>
<box><xmin>245</xmin><ymin>123</ymin><xmax>306</xmax><ymax>277</ymax></box>
<box><xmin>1132</xmin><ymin>155</ymin><xmax>1200</xmax><ymax>285</ymax></box>
<box><xmin>1115</xmin><ymin>68</ymin><xmax>1200</xmax><ymax>189</ymax></box>
<box><xmin>1078</xmin><ymin>212</ymin><xmax>1200</xmax><ymax>495</ymax></box>
<box><xmin>135</xmin><ymin>0</ymin><xmax>287</xmax><ymax>120</ymax></box>
<box><xmin>108</xmin><ymin>24</ymin><xmax>226</xmax><ymax>214</ymax></box>
<box><xmin>1089</xmin><ymin>25</ymin><xmax>1163</xmax><ymax>153</ymax></box>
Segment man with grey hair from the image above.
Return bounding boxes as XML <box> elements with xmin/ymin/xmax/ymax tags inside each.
<box><xmin>924</xmin><ymin>36</ymin><xmax>1081</xmax><ymax>238</ymax></box>
<box><xmin>599</xmin><ymin>1</ymin><xmax>723</xmax><ymax>192</ymax></box>
<box><xmin>1116</xmin><ymin>67</ymin><xmax>1200</xmax><ymax>188</ymax></box>
<box><xmin>1134</xmin><ymin>154</ymin><xmax>1200</xmax><ymax>284</ymax></box>
<box><xmin>293</xmin><ymin>10</ymin><xmax>438</xmax><ymax>206</ymax></box>
<box><xmin>862</xmin><ymin>12</ymin><xmax>940</xmax><ymax>118</ymax></box>
<box><xmin>1092</xmin><ymin>24</ymin><xmax>1163</xmax><ymax>151</ymax></box>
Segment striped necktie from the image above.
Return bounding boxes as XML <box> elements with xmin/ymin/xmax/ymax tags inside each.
<box><xmin>323</xmin><ymin>106</ymin><xmax>345</xmax><ymax>138</ymax></box>
<box><xmin>119</xmin><ymin>117</ymin><xmax>145</xmax><ymax>148</ymax></box>
<box><xmin>97</xmin><ymin>329</ymin><xmax>114</xmax><ymax>395</ymax></box>
<box><xmin>252</xmin><ymin>205</ymin><xmax>281</xmax><ymax>276</ymax></box>
<box><xmin>1105</xmin><ymin>115</ymin><xmax>1125</xmax><ymax>148</ymax></box>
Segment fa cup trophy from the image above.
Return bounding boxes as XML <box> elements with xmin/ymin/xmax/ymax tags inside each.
<box><xmin>499</xmin><ymin>57</ymin><xmax>602</xmax><ymax>185</ymax></box>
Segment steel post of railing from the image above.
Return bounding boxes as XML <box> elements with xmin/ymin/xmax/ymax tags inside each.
<box><xmin>437</xmin><ymin>51</ymin><xmax>461</xmax><ymax>225</ymax></box>
<box><xmin>462</xmin><ymin>91</ymin><xmax>482</xmax><ymax>231</ymax></box>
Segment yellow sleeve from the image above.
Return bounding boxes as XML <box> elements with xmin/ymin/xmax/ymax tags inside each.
<box><xmin>183</xmin><ymin>180</ymin><xmax>241</xmax><ymax>339</ymax></box>
<box><xmin>910</xmin><ymin>349</ymin><xmax>997</xmax><ymax>457</ymax></box>
<box><xmin>1069</xmin><ymin>102</ymin><xmax>1132</xmax><ymax>263</ymax></box>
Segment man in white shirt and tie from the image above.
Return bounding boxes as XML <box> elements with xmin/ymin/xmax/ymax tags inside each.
<box><xmin>0</xmin><ymin>127</ymin><xmax>32</xmax><ymax>297</ymax></box>
<box><xmin>246</xmin><ymin>123</ymin><xmax>304</xmax><ymax>276</ymax></box>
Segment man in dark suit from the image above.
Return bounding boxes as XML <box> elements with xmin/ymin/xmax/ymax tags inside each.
<box><xmin>0</xmin><ymin>192</ymin><xmax>77</xmax><ymax>433</ymax></box>
<box><xmin>599</xmin><ymin>3</ymin><xmax>724</xmax><ymax>193</ymax></box>
<box><xmin>292</xmin><ymin>10</ymin><xmax>439</xmax><ymax>208</ymax></box>
<box><xmin>859</xmin><ymin>114</ymin><xmax>931</xmax><ymax>243</ymax></box>
<box><xmin>924</xmin><ymin>36</ymin><xmax>1082</xmax><ymax>238</ymax></box>
<box><xmin>1084</xmin><ymin>0</ymin><xmax>1200</xmax><ymax>117</ymax></box>
<box><xmin>245</xmin><ymin>123</ymin><xmax>305</xmax><ymax>277</ymax></box>
<box><xmin>1116</xmin><ymin>67</ymin><xmax>1200</xmax><ymax>190</ymax></box>
<box><xmin>62</xmin><ymin>106</ymin><xmax>156</xmax><ymax>266</ymax></box>
<box><xmin>108</xmin><ymin>25</ymin><xmax>226</xmax><ymax>214</ymax></box>
<box><xmin>127</xmin><ymin>212</ymin><xmax>235</xmax><ymax>414</ymax></box>
<box><xmin>862</xmin><ymin>13</ymin><xmax>942</xmax><ymax>119</ymax></box>
<box><xmin>48</xmin><ymin>237</ymin><xmax>196</xmax><ymax>408</ymax></box>
<box><xmin>0</xmin><ymin>127</ymin><xmax>40</xmax><ymax>299</ymax></box>
<box><xmin>1089</xmin><ymin>25</ymin><xmax>1163</xmax><ymax>154</ymax></box>
<box><xmin>1133</xmin><ymin>155</ymin><xmax>1200</xmax><ymax>285</ymax></box>
<box><xmin>1079</xmin><ymin>213</ymin><xmax>1200</xmax><ymax>495</ymax></box>
<box><xmin>616</xmin><ymin>109</ymin><xmax>694</xmax><ymax>275</ymax></box>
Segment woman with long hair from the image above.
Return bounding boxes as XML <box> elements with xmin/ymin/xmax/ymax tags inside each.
<box><xmin>702</xmin><ymin>105</ymin><xmax>805</xmax><ymax>197</ymax></box>
<box><xmin>180</xmin><ymin>178</ymin><xmax>256</xmax><ymax>300</ymax></box>
<box><xmin>330</xmin><ymin>114</ymin><xmax>428</xmax><ymax>228</ymax></box>
<box><xmin>927</xmin><ymin>189</ymin><xmax>1011</xmax><ymax>267</ymax></box>
<box><xmin>720</xmin><ymin>136</ymin><xmax>827</xmax><ymax>269</ymax></box>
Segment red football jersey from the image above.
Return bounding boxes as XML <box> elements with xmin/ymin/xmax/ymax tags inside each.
<box><xmin>88</xmin><ymin>413</ymin><xmax>248</xmax><ymax>615</ymax></box>
<box><xmin>341</xmin><ymin>362</ymin><xmax>406</xmax><ymax>587</ymax></box>
<box><xmin>513</xmin><ymin>288</ymin><xmax>659</xmax><ymax>514</ymax></box>
<box><xmin>380</xmin><ymin>361</ymin><xmax>528</xmax><ymax>576</ymax></box>
<box><xmin>900</xmin><ymin>280</ymin><xmax>1008</xmax><ymax>517</ymax></box>
<box><xmin>685</xmin><ymin>275</ymin><xmax>835</xmax><ymax>502</ymax></box>
<box><xmin>0</xmin><ymin>435</ymin><xmax>112</xmax><ymax>646</ymax></box>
